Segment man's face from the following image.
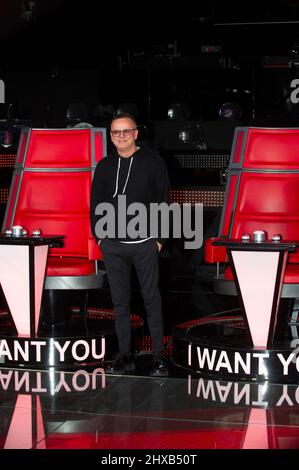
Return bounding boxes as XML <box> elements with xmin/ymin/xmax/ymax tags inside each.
<box><xmin>110</xmin><ymin>118</ymin><xmax>138</xmax><ymax>153</ymax></box>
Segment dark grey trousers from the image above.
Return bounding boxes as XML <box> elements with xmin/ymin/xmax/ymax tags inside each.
<box><xmin>100</xmin><ymin>238</ymin><xmax>164</xmax><ymax>354</ymax></box>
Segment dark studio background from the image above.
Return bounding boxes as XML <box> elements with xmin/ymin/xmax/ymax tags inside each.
<box><xmin>1</xmin><ymin>1</ymin><xmax>299</xmax><ymax>278</ymax></box>
<box><xmin>2</xmin><ymin>0</ymin><xmax>299</xmax><ymax>288</ymax></box>
<box><xmin>1</xmin><ymin>0</ymin><xmax>299</xmax><ymax>127</ymax></box>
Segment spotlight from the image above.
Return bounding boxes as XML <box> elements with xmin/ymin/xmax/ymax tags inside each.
<box><xmin>291</xmin><ymin>43</ymin><xmax>299</xmax><ymax>57</ymax></box>
<box><xmin>20</xmin><ymin>1</ymin><xmax>37</xmax><ymax>22</ymax></box>
<box><xmin>167</xmin><ymin>102</ymin><xmax>190</xmax><ymax>121</ymax></box>
<box><xmin>178</xmin><ymin>123</ymin><xmax>207</xmax><ymax>149</ymax></box>
<box><xmin>219</xmin><ymin>102</ymin><xmax>242</xmax><ymax>120</ymax></box>
<box><xmin>0</xmin><ymin>128</ymin><xmax>18</xmax><ymax>148</ymax></box>
<box><xmin>178</xmin><ymin>129</ymin><xmax>190</xmax><ymax>144</ymax></box>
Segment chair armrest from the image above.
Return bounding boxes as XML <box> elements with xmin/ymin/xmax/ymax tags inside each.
<box><xmin>204</xmin><ymin>237</ymin><xmax>227</xmax><ymax>263</ymax></box>
<box><xmin>88</xmin><ymin>236</ymin><xmax>102</xmax><ymax>260</ymax></box>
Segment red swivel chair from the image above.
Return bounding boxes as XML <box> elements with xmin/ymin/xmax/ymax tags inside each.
<box><xmin>3</xmin><ymin>127</ymin><xmax>106</xmax><ymax>295</ymax></box>
<box><xmin>205</xmin><ymin>127</ymin><xmax>299</xmax><ymax>347</ymax></box>
<box><xmin>205</xmin><ymin>127</ymin><xmax>299</xmax><ymax>294</ymax></box>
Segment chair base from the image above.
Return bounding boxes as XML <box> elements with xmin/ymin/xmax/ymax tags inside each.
<box><xmin>0</xmin><ymin>305</ymin><xmax>145</xmax><ymax>368</ymax></box>
<box><xmin>44</xmin><ymin>271</ymin><xmax>106</xmax><ymax>290</ymax></box>
<box><xmin>214</xmin><ymin>275</ymin><xmax>299</xmax><ymax>298</ymax></box>
<box><xmin>172</xmin><ymin>311</ymin><xmax>299</xmax><ymax>383</ymax></box>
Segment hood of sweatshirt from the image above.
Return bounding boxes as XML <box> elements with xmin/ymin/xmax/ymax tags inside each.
<box><xmin>110</xmin><ymin>143</ymin><xmax>152</xmax><ymax>198</ymax></box>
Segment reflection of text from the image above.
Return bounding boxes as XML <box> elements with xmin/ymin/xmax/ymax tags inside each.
<box><xmin>188</xmin><ymin>375</ymin><xmax>299</xmax><ymax>407</ymax></box>
<box><xmin>0</xmin><ymin>368</ymin><xmax>106</xmax><ymax>393</ymax></box>
<box><xmin>0</xmin><ymin>80</ymin><xmax>4</xmax><ymax>103</ymax></box>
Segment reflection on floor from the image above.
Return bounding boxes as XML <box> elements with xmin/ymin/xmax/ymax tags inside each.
<box><xmin>1</xmin><ymin>367</ymin><xmax>299</xmax><ymax>450</ymax></box>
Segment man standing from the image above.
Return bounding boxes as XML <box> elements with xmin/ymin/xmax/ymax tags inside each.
<box><xmin>90</xmin><ymin>113</ymin><xmax>170</xmax><ymax>376</ymax></box>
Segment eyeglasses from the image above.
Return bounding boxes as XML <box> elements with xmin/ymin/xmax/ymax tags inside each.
<box><xmin>110</xmin><ymin>128</ymin><xmax>137</xmax><ymax>137</ymax></box>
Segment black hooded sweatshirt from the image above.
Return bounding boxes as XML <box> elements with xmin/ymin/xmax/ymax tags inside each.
<box><xmin>90</xmin><ymin>143</ymin><xmax>170</xmax><ymax>244</ymax></box>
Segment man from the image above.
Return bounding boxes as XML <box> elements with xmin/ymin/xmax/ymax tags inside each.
<box><xmin>90</xmin><ymin>113</ymin><xmax>170</xmax><ymax>376</ymax></box>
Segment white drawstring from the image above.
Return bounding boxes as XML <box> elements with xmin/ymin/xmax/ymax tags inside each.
<box><xmin>112</xmin><ymin>157</ymin><xmax>121</xmax><ymax>198</ymax></box>
<box><xmin>122</xmin><ymin>157</ymin><xmax>133</xmax><ymax>193</ymax></box>
<box><xmin>112</xmin><ymin>157</ymin><xmax>134</xmax><ymax>198</ymax></box>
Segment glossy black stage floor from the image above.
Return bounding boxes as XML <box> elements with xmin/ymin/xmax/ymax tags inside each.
<box><xmin>1</xmin><ymin>368</ymin><xmax>299</xmax><ymax>452</ymax></box>
<box><xmin>0</xmin><ymin>253</ymin><xmax>299</xmax><ymax>452</ymax></box>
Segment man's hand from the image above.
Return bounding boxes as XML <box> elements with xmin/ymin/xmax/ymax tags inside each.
<box><xmin>156</xmin><ymin>242</ymin><xmax>162</xmax><ymax>252</ymax></box>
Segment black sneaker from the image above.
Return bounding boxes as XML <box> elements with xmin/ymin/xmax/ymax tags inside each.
<box><xmin>106</xmin><ymin>353</ymin><xmax>135</xmax><ymax>374</ymax></box>
<box><xmin>149</xmin><ymin>353</ymin><xmax>169</xmax><ymax>377</ymax></box>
